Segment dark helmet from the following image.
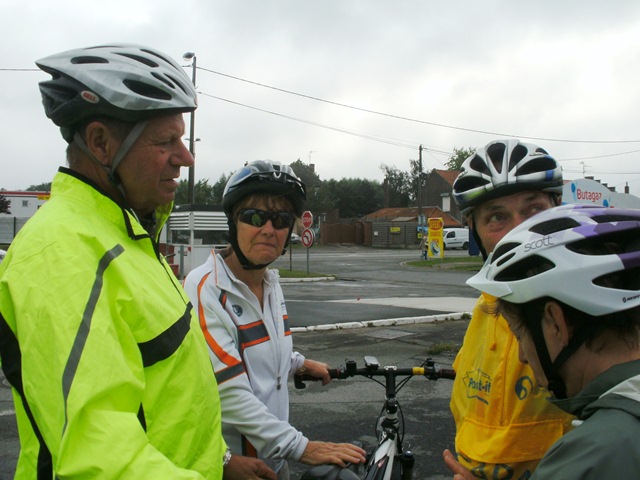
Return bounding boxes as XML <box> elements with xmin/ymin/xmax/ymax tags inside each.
<box><xmin>223</xmin><ymin>160</ymin><xmax>307</xmax><ymax>269</ymax></box>
<box><xmin>453</xmin><ymin>139</ymin><xmax>563</xmax><ymax>216</ymax></box>
<box><xmin>36</xmin><ymin>43</ymin><xmax>197</xmax><ymax>142</ymax></box>
<box><xmin>222</xmin><ymin>160</ymin><xmax>306</xmax><ymax>218</ymax></box>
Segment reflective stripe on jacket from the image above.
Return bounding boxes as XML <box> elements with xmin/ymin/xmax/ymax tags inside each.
<box><xmin>0</xmin><ymin>168</ymin><xmax>226</xmax><ymax>479</ymax></box>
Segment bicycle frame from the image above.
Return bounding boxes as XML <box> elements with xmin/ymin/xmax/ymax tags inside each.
<box><xmin>298</xmin><ymin>356</ymin><xmax>455</xmax><ymax>480</ymax></box>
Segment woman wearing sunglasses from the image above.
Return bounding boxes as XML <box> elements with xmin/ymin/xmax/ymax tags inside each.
<box><xmin>184</xmin><ymin>160</ymin><xmax>366</xmax><ymax>480</ymax></box>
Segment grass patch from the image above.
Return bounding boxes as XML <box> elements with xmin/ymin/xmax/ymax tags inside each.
<box><xmin>406</xmin><ymin>256</ymin><xmax>484</xmax><ymax>271</ymax></box>
<box><xmin>274</xmin><ymin>268</ymin><xmax>333</xmax><ymax>279</ymax></box>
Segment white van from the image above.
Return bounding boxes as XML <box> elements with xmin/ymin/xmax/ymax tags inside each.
<box><xmin>443</xmin><ymin>228</ymin><xmax>469</xmax><ymax>250</ymax></box>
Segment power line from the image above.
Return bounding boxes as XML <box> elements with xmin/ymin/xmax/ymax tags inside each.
<box><xmin>197</xmin><ymin>66</ymin><xmax>640</xmax><ymax>145</ymax></box>
<box><xmin>199</xmin><ymin>91</ymin><xmax>451</xmax><ymax>156</ymax></box>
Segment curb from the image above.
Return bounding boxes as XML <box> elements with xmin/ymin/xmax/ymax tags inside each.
<box><xmin>279</xmin><ymin>276</ymin><xmax>335</xmax><ymax>283</ymax></box>
<box><xmin>291</xmin><ymin>311</ymin><xmax>470</xmax><ymax>333</ymax></box>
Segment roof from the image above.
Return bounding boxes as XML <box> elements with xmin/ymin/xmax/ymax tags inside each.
<box><xmin>365</xmin><ymin>206</ymin><xmax>461</xmax><ymax>227</ymax></box>
<box><xmin>431</xmin><ymin>169</ymin><xmax>460</xmax><ymax>186</ymax></box>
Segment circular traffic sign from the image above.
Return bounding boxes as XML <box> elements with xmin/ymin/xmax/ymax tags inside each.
<box><xmin>301</xmin><ymin>210</ymin><xmax>313</xmax><ymax>228</ymax></box>
<box><xmin>301</xmin><ymin>228</ymin><xmax>315</xmax><ymax>248</ymax></box>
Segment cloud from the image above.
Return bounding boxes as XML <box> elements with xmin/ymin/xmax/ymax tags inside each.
<box><xmin>1</xmin><ymin>0</ymin><xmax>639</xmax><ymax>196</ymax></box>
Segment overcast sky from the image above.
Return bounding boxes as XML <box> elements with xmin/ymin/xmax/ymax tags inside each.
<box><xmin>2</xmin><ymin>1</ymin><xmax>640</xmax><ymax>196</ymax></box>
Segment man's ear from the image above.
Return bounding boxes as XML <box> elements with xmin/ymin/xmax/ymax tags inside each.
<box><xmin>544</xmin><ymin>301</ymin><xmax>571</xmax><ymax>348</ymax></box>
<box><xmin>84</xmin><ymin>121</ymin><xmax>116</xmax><ymax>167</ymax></box>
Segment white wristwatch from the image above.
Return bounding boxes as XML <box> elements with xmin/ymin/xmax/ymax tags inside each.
<box><xmin>222</xmin><ymin>447</ymin><xmax>232</xmax><ymax>467</ymax></box>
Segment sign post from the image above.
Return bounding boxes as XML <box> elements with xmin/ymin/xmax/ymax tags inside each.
<box><xmin>300</xmin><ymin>211</ymin><xmax>314</xmax><ymax>273</ymax></box>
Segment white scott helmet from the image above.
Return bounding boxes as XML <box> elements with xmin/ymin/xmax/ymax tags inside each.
<box><xmin>453</xmin><ymin>139</ymin><xmax>563</xmax><ymax>215</ymax></box>
<box><xmin>468</xmin><ymin>204</ymin><xmax>640</xmax><ymax>316</ymax></box>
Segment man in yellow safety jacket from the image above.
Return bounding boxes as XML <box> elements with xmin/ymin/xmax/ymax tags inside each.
<box><xmin>0</xmin><ymin>43</ymin><xmax>275</xmax><ymax>480</ymax></box>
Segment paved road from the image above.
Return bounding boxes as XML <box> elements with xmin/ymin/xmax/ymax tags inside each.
<box><xmin>276</xmin><ymin>244</ymin><xmax>478</xmax><ymax>328</ymax></box>
<box><xmin>1</xmin><ymin>245</ymin><xmax>477</xmax><ymax>479</ymax></box>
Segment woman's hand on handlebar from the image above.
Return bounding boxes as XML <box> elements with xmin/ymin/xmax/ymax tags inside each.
<box><xmin>223</xmin><ymin>454</ymin><xmax>277</xmax><ymax>480</ymax></box>
<box><xmin>297</xmin><ymin>359</ymin><xmax>332</xmax><ymax>385</ymax></box>
<box><xmin>300</xmin><ymin>440</ymin><xmax>367</xmax><ymax>467</ymax></box>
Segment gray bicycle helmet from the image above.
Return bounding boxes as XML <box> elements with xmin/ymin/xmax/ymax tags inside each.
<box><xmin>468</xmin><ymin>204</ymin><xmax>640</xmax><ymax>397</ymax></box>
<box><xmin>37</xmin><ymin>43</ymin><xmax>197</xmax><ymax>142</ymax></box>
<box><xmin>453</xmin><ymin>139</ymin><xmax>563</xmax><ymax>216</ymax></box>
<box><xmin>36</xmin><ymin>43</ymin><xmax>197</xmax><ymax>196</ymax></box>
<box><xmin>223</xmin><ymin>160</ymin><xmax>307</xmax><ymax>269</ymax></box>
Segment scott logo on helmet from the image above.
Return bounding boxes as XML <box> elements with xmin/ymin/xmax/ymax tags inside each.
<box><xmin>524</xmin><ymin>234</ymin><xmax>554</xmax><ymax>253</ymax></box>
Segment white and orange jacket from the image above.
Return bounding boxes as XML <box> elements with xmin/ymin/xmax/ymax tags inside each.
<box><xmin>184</xmin><ymin>252</ymin><xmax>307</xmax><ymax>474</ymax></box>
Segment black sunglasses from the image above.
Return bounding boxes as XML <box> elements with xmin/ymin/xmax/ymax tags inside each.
<box><xmin>237</xmin><ymin>209</ymin><xmax>295</xmax><ymax>230</ymax></box>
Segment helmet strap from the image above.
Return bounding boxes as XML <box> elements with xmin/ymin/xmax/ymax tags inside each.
<box><xmin>528</xmin><ymin>318</ymin><xmax>568</xmax><ymax>399</ymax></box>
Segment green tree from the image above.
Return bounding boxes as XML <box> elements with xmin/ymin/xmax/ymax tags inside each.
<box><xmin>444</xmin><ymin>146</ymin><xmax>476</xmax><ymax>171</ymax></box>
<box><xmin>288</xmin><ymin>159</ymin><xmax>322</xmax><ymax>189</ymax></box>
<box><xmin>174</xmin><ymin>178</ymin><xmax>221</xmax><ymax>206</ymax></box>
<box><xmin>0</xmin><ymin>194</ymin><xmax>10</xmax><ymax>214</ymax></box>
<box><xmin>321</xmin><ymin>178</ymin><xmax>383</xmax><ymax>218</ymax></box>
<box><xmin>380</xmin><ymin>164</ymin><xmax>411</xmax><ymax>207</ymax></box>
<box><xmin>26</xmin><ymin>182</ymin><xmax>52</xmax><ymax>191</ymax></box>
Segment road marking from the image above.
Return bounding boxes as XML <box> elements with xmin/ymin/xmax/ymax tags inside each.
<box><xmin>0</xmin><ymin>409</ymin><xmax>16</xmax><ymax>417</ymax></box>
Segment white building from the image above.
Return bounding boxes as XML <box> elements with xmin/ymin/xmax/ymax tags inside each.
<box><xmin>0</xmin><ymin>191</ymin><xmax>50</xmax><ymax>217</ymax></box>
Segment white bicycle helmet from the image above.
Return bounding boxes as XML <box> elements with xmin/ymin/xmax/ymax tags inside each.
<box><xmin>37</xmin><ymin>43</ymin><xmax>197</xmax><ymax>195</ymax></box>
<box><xmin>453</xmin><ymin>139</ymin><xmax>563</xmax><ymax>216</ymax></box>
<box><xmin>223</xmin><ymin>160</ymin><xmax>307</xmax><ymax>269</ymax></box>
<box><xmin>37</xmin><ymin>43</ymin><xmax>197</xmax><ymax>142</ymax></box>
<box><xmin>468</xmin><ymin>204</ymin><xmax>640</xmax><ymax>316</ymax></box>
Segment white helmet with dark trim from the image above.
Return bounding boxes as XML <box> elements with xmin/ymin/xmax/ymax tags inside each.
<box><xmin>453</xmin><ymin>139</ymin><xmax>563</xmax><ymax>216</ymax></box>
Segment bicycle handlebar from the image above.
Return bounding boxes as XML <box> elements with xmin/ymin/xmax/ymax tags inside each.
<box><xmin>294</xmin><ymin>357</ymin><xmax>455</xmax><ymax>389</ymax></box>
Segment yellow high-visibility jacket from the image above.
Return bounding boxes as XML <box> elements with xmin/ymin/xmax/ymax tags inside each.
<box><xmin>450</xmin><ymin>293</ymin><xmax>573</xmax><ymax>479</ymax></box>
<box><xmin>0</xmin><ymin>168</ymin><xmax>226</xmax><ymax>479</ymax></box>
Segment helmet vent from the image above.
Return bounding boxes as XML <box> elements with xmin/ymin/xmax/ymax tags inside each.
<box><xmin>115</xmin><ymin>52</ymin><xmax>159</xmax><ymax>68</ymax></box>
<box><xmin>70</xmin><ymin>55</ymin><xmax>109</xmax><ymax>65</ymax></box>
<box><xmin>593</xmin><ymin>214</ymin><xmax>640</xmax><ymax>224</ymax></box>
<box><xmin>486</xmin><ymin>142</ymin><xmax>506</xmax><ymax>173</ymax></box>
<box><xmin>529</xmin><ymin>217</ymin><xmax>581</xmax><ymax>235</ymax></box>
<box><xmin>123</xmin><ymin>79</ymin><xmax>172</xmax><ymax>100</ymax></box>
<box><xmin>469</xmin><ymin>155</ymin><xmax>493</xmax><ymax>176</ymax></box>
<box><xmin>165</xmin><ymin>74</ymin><xmax>190</xmax><ymax>95</ymax></box>
<box><xmin>507</xmin><ymin>144</ymin><xmax>528</xmax><ymax>171</ymax></box>
<box><xmin>151</xmin><ymin>72</ymin><xmax>176</xmax><ymax>90</ymax></box>
<box><xmin>140</xmin><ymin>48</ymin><xmax>176</xmax><ymax>68</ymax></box>
<box><xmin>494</xmin><ymin>255</ymin><xmax>555</xmax><ymax>281</ymax></box>
<box><xmin>516</xmin><ymin>157</ymin><xmax>557</xmax><ymax>176</ymax></box>
<box><xmin>492</xmin><ymin>242</ymin><xmax>519</xmax><ymax>265</ymax></box>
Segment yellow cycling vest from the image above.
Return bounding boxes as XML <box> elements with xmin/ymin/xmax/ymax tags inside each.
<box><xmin>450</xmin><ymin>293</ymin><xmax>573</xmax><ymax>479</ymax></box>
<box><xmin>0</xmin><ymin>169</ymin><xmax>226</xmax><ymax>479</ymax></box>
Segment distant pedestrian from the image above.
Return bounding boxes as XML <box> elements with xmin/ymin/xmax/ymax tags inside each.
<box><xmin>419</xmin><ymin>232</ymin><xmax>428</xmax><ymax>260</ymax></box>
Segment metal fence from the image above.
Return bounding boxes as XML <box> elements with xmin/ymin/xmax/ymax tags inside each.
<box><xmin>0</xmin><ymin>217</ymin><xmax>29</xmax><ymax>244</ymax></box>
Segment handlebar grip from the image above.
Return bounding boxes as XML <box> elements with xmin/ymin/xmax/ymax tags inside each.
<box><xmin>293</xmin><ymin>367</ymin><xmax>346</xmax><ymax>389</ymax></box>
<box><xmin>438</xmin><ymin>368</ymin><xmax>456</xmax><ymax>380</ymax></box>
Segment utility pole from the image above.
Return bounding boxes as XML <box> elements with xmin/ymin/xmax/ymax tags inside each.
<box><xmin>183</xmin><ymin>52</ymin><xmax>197</xmax><ymax>205</ymax></box>
<box><xmin>418</xmin><ymin>144</ymin><xmax>423</xmax><ymax>227</ymax></box>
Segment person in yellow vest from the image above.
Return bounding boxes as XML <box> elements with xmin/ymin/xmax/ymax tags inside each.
<box><xmin>0</xmin><ymin>43</ymin><xmax>275</xmax><ymax>480</ymax></box>
<box><xmin>443</xmin><ymin>139</ymin><xmax>574</xmax><ymax>479</ymax></box>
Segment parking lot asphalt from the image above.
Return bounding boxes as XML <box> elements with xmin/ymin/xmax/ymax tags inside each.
<box><xmin>287</xmin><ymin>316</ymin><xmax>468</xmax><ymax>480</ymax></box>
